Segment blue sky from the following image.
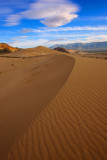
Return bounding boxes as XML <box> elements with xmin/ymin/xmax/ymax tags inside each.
<box><xmin>0</xmin><ymin>0</ymin><xmax>107</xmax><ymax>48</ymax></box>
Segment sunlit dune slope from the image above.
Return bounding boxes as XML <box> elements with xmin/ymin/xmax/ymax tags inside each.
<box><xmin>3</xmin><ymin>55</ymin><xmax>107</xmax><ymax>160</ymax></box>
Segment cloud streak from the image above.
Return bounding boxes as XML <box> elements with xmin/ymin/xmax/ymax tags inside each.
<box><xmin>20</xmin><ymin>26</ymin><xmax>107</xmax><ymax>34</ymax></box>
<box><xmin>43</xmin><ymin>26</ymin><xmax>107</xmax><ymax>32</ymax></box>
<box><xmin>10</xmin><ymin>36</ymin><xmax>28</xmax><ymax>40</ymax></box>
<box><xmin>47</xmin><ymin>38</ymin><xmax>67</xmax><ymax>42</ymax></box>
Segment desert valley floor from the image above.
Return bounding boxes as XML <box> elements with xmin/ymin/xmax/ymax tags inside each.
<box><xmin>0</xmin><ymin>49</ymin><xmax>107</xmax><ymax>160</ymax></box>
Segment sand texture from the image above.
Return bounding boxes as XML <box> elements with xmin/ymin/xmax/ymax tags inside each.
<box><xmin>0</xmin><ymin>53</ymin><xmax>107</xmax><ymax>160</ymax></box>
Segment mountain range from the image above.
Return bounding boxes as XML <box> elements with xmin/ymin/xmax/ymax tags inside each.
<box><xmin>50</xmin><ymin>41</ymin><xmax>107</xmax><ymax>52</ymax></box>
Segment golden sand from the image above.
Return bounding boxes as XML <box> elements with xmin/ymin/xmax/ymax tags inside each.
<box><xmin>0</xmin><ymin>53</ymin><xmax>107</xmax><ymax>160</ymax></box>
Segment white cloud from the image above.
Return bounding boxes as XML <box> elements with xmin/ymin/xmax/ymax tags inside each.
<box><xmin>5</xmin><ymin>0</ymin><xmax>79</xmax><ymax>27</ymax></box>
<box><xmin>41</xmin><ymin>13</ymin><xmax>78</xmax><ymax>27</ymax></box>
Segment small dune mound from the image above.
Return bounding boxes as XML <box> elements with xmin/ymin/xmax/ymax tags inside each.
<box><xmin>54</xmin><ymin>47</ymin><xmax>70</xmax><ymax>53</ymax></box>
<box><xmin>33</xmin><ymin>46</ymin><xmax>60</xmax><ymax>54</ymax></box>
<box><xmin>5</xmin><ymin>46</ymin><xmax>62</xmax><ymax>58</ymax></box>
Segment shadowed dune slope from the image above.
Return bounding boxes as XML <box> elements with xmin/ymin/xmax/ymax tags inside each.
<box><xmin>3</xmin><ymin>55</ymin><xmax>107</xmax><ymax>160</ymax></box>
<box><xmin>0</xmin><ymin>54</ymin><xmax>75</xmax><ymax>159</ymax></box>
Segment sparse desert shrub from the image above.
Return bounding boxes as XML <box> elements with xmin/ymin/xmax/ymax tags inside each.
<box><xmin>0</xmin><ymin>48</ymin><xmax>11</xmax><ymax>54</ymax></box>
<box><xmin>3</xmin><ymin>48</ymin><xmax>12</xmax><ymax>53</ymax></box>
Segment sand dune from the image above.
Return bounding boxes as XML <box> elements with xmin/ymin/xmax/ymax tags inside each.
<box><xmin>0</xmin><ymin>54</ymin><xmax>75</xmax><ymax>159</ymax></box>
<box><xmin>0</xmin><ymin>53</ymin><xmax>107</xmax><ymax>160</ymax></box>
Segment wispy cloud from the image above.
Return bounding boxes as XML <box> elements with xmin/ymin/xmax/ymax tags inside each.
<box><xmin>5</xmin><ymin>0</ymin><xmax>79</xmax><ymax>27</ymax></box>
<box><xmin>5</xmin><ymin>14</ymin><xmax>21</xmax><ymax>26</ymax></box>
<box><xmin>54</xmin><ymin>26</ymin><xmax>107</xmax><ymax>31</ymax></box>
<box><xmin>20</xmin><ymin>26</ymin><xmax>107</xmax><ymax>34</ymax></box>
<box><xmin>40</xmin><ymin>26</ymin><xmax>107</xmax><ymax>32</ymax></box>
<box><xmin>10</xmin><ymin>36</ymin><xmax>28</xmax><ymax>40</ymax></box>
<box><xmin>47</xmin><ymin>38</ymin><xmax>68</xmax><ymax>42</ymax></box>
<box><xmin>45</xmin><ymin>35</ymin><xmax>107</xmax><ymax>45</ymax></box>
<box><xmin>20</xmin><ymin>28</ymin><xmax>44</xmax><ymax>33</ymax></box>
<box><xmin>20</xmin><ymin>29</ymin><xmax>33</xmax><ymax>33</ymax></box>
<box><xmin>0</xmin><ymin>0</ymin><xmax>31</xmax><ymax>20</ymax></box>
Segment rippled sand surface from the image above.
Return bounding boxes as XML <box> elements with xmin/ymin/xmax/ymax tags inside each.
<box><xmin>0</xmin><ymin>54</ymin><xmax>107</xmax><ymax>160</ymax></box>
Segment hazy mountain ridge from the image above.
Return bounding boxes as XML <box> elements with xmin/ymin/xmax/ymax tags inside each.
<box><xmin>50</xmin><ymin>41</ymin><xmax>107</xmax><ymax>51</ymax></box>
